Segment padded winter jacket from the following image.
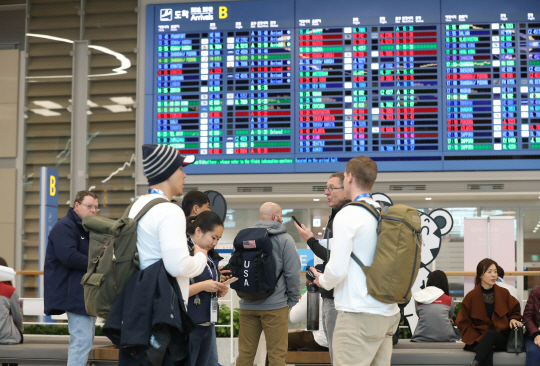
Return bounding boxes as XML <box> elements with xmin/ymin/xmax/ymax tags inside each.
<box><xmin>523</xmin><ymin>286</ymin><xmax>540</xmax><ymax>340</ymax></box>
<box><xmin>44</xmin><ymin>208</ymin><xmax>90</xmax><ymax>316</ymax></box>
<box><xmin>411</xmin><ymin>286</ymin><xmax>459</xmax><ymax>342</ymax></box>
<box><xmin>0</xmin><ymin>282</ymin><xmax>23</xmax><ymax>344</ymax></box>
<box><xmin>456</xmin><ymin>284</ymin><xmax>521</xmax><ymax>345</ymax></box>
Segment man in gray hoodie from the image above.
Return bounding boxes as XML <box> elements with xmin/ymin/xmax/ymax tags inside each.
<box><xmin>236</xmin><ymin>202</ymin><xmax>301</xmax><ymax>366</ymax></box>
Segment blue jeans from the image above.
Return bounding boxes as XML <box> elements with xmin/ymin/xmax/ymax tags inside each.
<box><xmin>206</xmin><ymin>328</ymin><xmax>219</xmax><ymax>366</ymax></box>
<box><xmin>526</xmin><ymin>337</ymin><xmax>540</xmax><ymax>366</ymax></box>
<box><xmin>189</xmin><ymin>324</ymin><xmax>215</xmax><ymax>366</ymax></box>
<box><xmin>67</xmin><ymin>312</ymin><xmax>96</xmax><ymax>366</ymax></box>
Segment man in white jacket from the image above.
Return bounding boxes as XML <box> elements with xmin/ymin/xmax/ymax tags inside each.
<box><xmin>129</xmin><ymin>144</ymin><xmax>208</xmax><ymax>305</ymax></box>
<box><xmin>311</xmin><ymin>156</ymin><xmax>400</xmax><ymax>366</ymax></box>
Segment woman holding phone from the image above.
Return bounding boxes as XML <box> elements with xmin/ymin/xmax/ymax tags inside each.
<box><xmin>187</xmin><ymin>211</ymin><xmax>228</xmax><ymax>366</ymax></box>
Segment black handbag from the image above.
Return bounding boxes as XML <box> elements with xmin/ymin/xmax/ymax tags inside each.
<box><xmin>507</xmin><ymin>326</ymin><xmax>525</xmax><ymax>354</ymax></box>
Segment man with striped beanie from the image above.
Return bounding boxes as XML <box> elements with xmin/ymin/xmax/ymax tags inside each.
<box><xmin>128</xmin><ymin>144</ymin><xmax>207</xmax><ymax>304</ymax></box>
<box><xmin>142</xmin><ymin>143</ymin><xmax>196</xmax><ymax>191</ymax></box>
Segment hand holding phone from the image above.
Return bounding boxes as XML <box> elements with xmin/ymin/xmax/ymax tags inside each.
<box><xmin>292</xmin><ymin>216</ymin><xmax>315</xmax><ymax>241</ymax></box>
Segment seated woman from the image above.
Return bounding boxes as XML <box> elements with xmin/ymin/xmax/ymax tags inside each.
<box><xmin>186</xmin><ymin>211</ymin><xmax>228</xmax><ymax>366</ymax></box>
<box><xmin>0</xmin><ymin>257</ymin><xmax>23</xmax><ymax>346</ymax></box>
<box><xmin>456</xmin><ymin>258</ymin><xmax>522</xmax><ymax>366</ymax></box>
<box><xmin>522</xmin><ymin>285</ymin><xmax>540</xmax><ymax>366</ymax></box>
<box><xmin>411</xmin><ymin>270</ymin><xmax>460</xmax><ymax>342</ymax></box>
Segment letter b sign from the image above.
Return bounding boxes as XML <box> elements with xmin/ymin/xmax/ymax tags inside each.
<box><xmin>219</xmin><ymin>6</ymin><xmax>227</xmax><ymax>19</ymax></box>
<box><xmin>50</xmin><ymin>175</ymin><xmax>56</xmax><ymax>196</ymax></box>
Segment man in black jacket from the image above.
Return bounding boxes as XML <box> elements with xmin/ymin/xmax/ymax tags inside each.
<box><xmin>294</xmin><ymin>172</ymin><xmax>349</xmax><ymax>363</ymax></box>
<box><xmin>44</xmin><ymin>190</ymin><xmax>99</xmax><ymax>366</ymax></box>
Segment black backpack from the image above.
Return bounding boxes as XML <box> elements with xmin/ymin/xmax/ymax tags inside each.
<box><xmin>229</xmin><ymin>227</ymin><xmax>282</xmax><ymax>301</ymax></box>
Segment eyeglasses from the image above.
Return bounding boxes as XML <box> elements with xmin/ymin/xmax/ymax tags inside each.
<box><xmin>325</xmin><ymin>186</ymin><xmax>344</xmax><ymax>193</ymax></box>
<box><xmin>81</xmin><ymin>203</ymin><xmax>100</xmax><ymax>212</ymax></box>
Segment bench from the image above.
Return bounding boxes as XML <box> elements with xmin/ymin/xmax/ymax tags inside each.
<box><xmin>92</xmin><ymin>345</ymin><xmax>119</xmax><ymax>361</ymax></box>
<box><xmin>284</xmin><ymin>341</ymin><xmax>527</xmax><ymax>366</ymax></box>
<box><xmin>0</xmin><ymin>335</ymin><xmax>113</xmax><ymax>366</ymax></box>
<box><xmin>286</xmin><ymin>350</ymin><xmax>331</xmax><ymax>364</ymax></box>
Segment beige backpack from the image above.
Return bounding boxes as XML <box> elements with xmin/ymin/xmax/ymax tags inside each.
<box><xmin>347</xmin><ymin>201</ymin><xmax>422</xmax><ymax>304</ymax></box>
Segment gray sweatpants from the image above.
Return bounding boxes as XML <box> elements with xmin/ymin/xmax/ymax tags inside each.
<box><xmin>322</xmin><ymin>297</ymin><xmax>338</xmax><ymax>363</ymax></box>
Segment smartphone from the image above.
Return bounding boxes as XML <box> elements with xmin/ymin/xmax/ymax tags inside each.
<box><xmin>291</xmin><ymin>216</ymin><xmax>302</xmax><ymax>227</ymax></box>
<box><xmin>222</xmin><ymin>277</ymin><xmax>238</xmax><ymax>286</ymax></box>
<box><xmin>306</xmin><ymin>267</ymin><xmax>321</xmax><ymax>279</ymax></box>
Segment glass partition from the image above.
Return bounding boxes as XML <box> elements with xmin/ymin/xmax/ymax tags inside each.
<box><xmin>523</xmin><ymin>209</ymin><xmax>540</xmax><ymax>295</ymax></box>
<box><xmin>432</xmin><ymin>207</ymin><xmax>478</xmax><ymax>298</ymax></box>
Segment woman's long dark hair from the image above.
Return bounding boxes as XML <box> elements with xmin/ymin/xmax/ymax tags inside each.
<box><xmin>0</xmin><ymin>257</ymin><xmax>13</xmax><ymax>286</ymax></box>
<box><xmin>426</xmin><ymin>270</ymin><xmax>450</xmax><ymax>296</ymax></box>
<box><xmin>475</xmin><ymin>258</ymin><xmax>498</xmax><ymax>286</ymax></box>
<box><xmin>186</xmin><ymin>211</ymin><xmax>223</xmax><ymax>236</ymax></box>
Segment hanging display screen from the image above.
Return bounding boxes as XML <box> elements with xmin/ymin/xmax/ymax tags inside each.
<box><xmin>143</xmin><ymin>0</ymin><xmax>540</xmax><ymax>173</ymax></box>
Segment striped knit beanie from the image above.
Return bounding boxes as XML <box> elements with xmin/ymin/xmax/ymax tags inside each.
<box><xmin>142</xmin><ymin>144</ymin><xmax>195</xmax><ymax>186</ymax></box>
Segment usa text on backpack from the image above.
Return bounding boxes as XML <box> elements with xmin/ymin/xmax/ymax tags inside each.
<box><xmin>80</xmin><ymin>198</ymin><xmax>168</xmax><ymax>318</ymax></box>
<box><xmin>228</xmin><ymin>227</ymin><xmax>282</xmax><ymax>301</ymax></box>
<box><xmin>348</xmin><ymin>202</ymin><xmax>422</xmax><ymax>304</ymax></box>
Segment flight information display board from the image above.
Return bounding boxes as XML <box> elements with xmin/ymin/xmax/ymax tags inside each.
<box><xmin>144</xmin><ymin>0</ymin><xmax>540</xmax><ymax>174</ymax></box>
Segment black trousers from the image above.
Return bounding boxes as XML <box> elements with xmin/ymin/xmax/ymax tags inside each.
<box><xmin>464</xmin><ymin>330</ymin><xmax>508</xmax><ymax>366</ymax></box>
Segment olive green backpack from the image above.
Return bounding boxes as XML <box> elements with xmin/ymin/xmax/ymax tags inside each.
<box><xmin>347</xmin><ymin>201</ymin><xmax>422</xmax><ymax>304</ymax></box>
<box><xmin>80</xmin><ymin>198</ymin><xmax>168</xmax><ymax>318</ymax></box>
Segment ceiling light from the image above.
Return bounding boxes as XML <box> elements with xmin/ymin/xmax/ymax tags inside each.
<box><xmin>425</xmin><ymin>197</ymin><xmax>432</xmax><ymax>200</ymax></box>
<box><xmin>26</xmin><ymin>33</ymin><xmax>131</xmax><ymax>79</ymax></box>
<box><xmin>33</xmin><ymin>101</ymin><xmax>63</xmax><ymax>109</ymax></box>
<box><xmin>31</xmin><ymin>109</ymin><xmax>61</xmax><ymax>116</ymax></box>
<box><xmin>87</xmin><ymin>100</ymin><xmax>99</xmax><ymax>107</ymax></box>
<box><xmin>103</xmin><ymin>105</ymin><xmax>132</xmax><ymax>113</ymax></box>
<box><xmin>318</xmin><ymin>232</ymin><xmax>323</xmax><ymax>235</ymax></box>
<box><xmin>110</xmin><ymin>96</ymin><xmax>135</xmax><ymax>105</ymax></box>
<box><xmin>313</xmin><ymin>198</ymin><xmax>319</xmax><ymax>201</ymax></box>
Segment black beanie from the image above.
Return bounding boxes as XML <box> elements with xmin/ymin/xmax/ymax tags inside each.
<box><xmin>142</xmin><ymin>144</ymin><xmax>195</xmax><ymax>186</ymax></box>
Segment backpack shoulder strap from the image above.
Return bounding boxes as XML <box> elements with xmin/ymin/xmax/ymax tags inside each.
<box><xmin>351</xmin><ymin>252</ymin><xmax>365</xmax><ymax>269</ymax></box>
<box><xmin>344</xmin><ymin>201</ymin><xmax>381</xmax><ymax>274</ymax></box>
<box><xmin>345</xmin><ymin>201</ymin><xmax>381</xmax><ymax>220</ymax></box>
<box><xmin>132</xmin><ymin>197</ymin><xmax>169</xmax><ymax>222</ymax></box>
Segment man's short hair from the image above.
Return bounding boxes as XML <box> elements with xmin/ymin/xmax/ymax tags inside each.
<box><xmin>181</xmin><ymin>190</ymin><xmax>210</xmax><ymax>216</ymax></box>
<box><xmin>329</xmin><ymin>172</ymin><xmax>345</xmax><ymax>186</ymax></box>
<box><xmin>345</xmin><ymin>156</ymin><xmax>378</xmax><ymax>189</ymax></box>
<box><xmin>74</xmin><ymin>190</ymin><xmax>98</xmax><ymax>205</ymax></box>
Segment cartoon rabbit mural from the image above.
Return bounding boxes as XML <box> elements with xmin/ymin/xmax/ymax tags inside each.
<box><xmin>372</xmin><ymin>193</ymin><xmax>454</xmax><ymax>334</ymax></box>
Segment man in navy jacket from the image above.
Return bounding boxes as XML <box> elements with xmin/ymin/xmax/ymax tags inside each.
<box><xmin>44</xmin><ymin>190</ymin><xmax>99</xmax><ymax>366</ymax></box>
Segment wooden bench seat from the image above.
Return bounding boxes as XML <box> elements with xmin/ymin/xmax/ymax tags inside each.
<box><xmin>92</xmin><ymin>345</ymin><xmax>119</xmax><ymax>361</ymax></box>
<box><xmin>286</xmin><ymin>350</ymin><xmax>331</xmax><ymax>364</ymax></box>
